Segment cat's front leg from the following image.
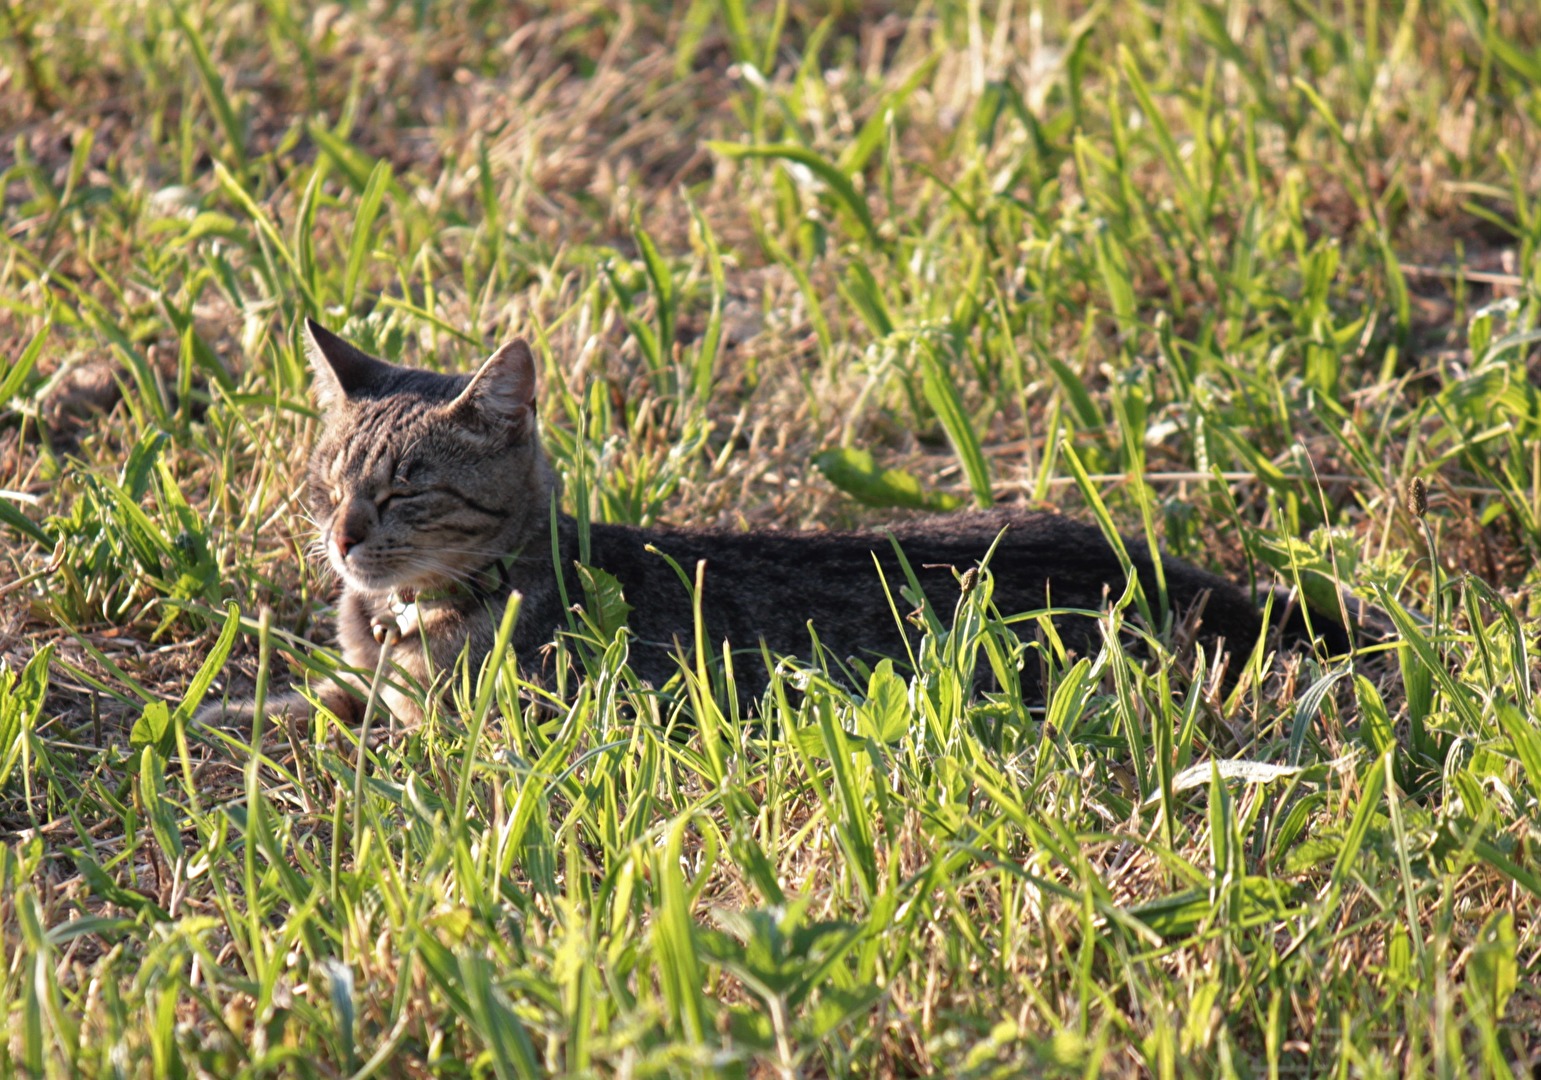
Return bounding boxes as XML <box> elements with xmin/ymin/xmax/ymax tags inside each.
<box><xmin>340</xmin><ymin>589</ymin><xmax>493</xmax><ymax>722</ymax></box>
<box><xmin>336</xmin><ymin>589</ymin><xmax>424</xmax><ymax>722</ymax></box>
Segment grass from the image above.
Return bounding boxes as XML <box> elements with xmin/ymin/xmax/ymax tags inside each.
<box><xmin>1</xmin><ymin>0</ymin><xmax>1540</xmax><ymax>1074</ymax></box>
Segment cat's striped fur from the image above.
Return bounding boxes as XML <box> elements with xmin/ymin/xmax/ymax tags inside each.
<box><xmin>208</xmin><ymin>320</ymin><xmax>1316</xmax><ymax>725</ymax></box>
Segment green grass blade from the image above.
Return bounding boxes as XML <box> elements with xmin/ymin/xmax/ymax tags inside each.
<box><xmin>168</xmin><ymin>0</ymin><xmax>247</xmax><ymax>173</ymax></box>
<box><xmin>214</xmin><ymin>161</ymin><xmax>317</xmax><ymax>314</ymax></box>
<box><xmin>0</xmin><ymin>317</ymin><xmax>47</xmax><ymax>409</ymax></box>
<box><xmin>919</xmin><ymin>344</ymin><xmax>991</xmax><ymax>508</ymax></box>
<box><xmin>633</xmin><ymin>215</ymin><xmax>677</xmax><ymax>380</ymax></box>
<box><xmin>456</xmin><ymin>952</ymin><xmax>543</xmax><ymax>1080</ymax></box>
<box><xmin>345</xmin><ymin>160</ymin><xmax>392</xmax><ymax>312</ymax></box>
<box><xmin>1325</xmin><ymin>750</ymin><xmax>1390</xmax><ymax>906</ymax></box>
<box><xmin>655</xmin><ymin>814</ymin><xmax>710</xmax><ymax>1044</ymax></box>
<box><xmin>708</xmin><ymin>141</ymin><xmax>880</xmax><ymax>246</ymax></box>
<box><xmin>687</xmin><ymin>198</ymin><xmax>725</xmax><ymax>401</ymax></box>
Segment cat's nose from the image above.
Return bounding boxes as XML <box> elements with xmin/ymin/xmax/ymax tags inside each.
<box><xmin>334</xmin><ymin>526</ymin><xmax>362</xmax><ymax>558</ymax></box>
<box><xmin>333</xmin><ymin>500</ymin><xmax>371</xmax><ymax>559</ymax></box>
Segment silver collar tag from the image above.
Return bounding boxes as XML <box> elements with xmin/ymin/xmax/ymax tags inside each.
<box><xmin>388</xmin><ymin>592</ymin><xmax>420</xmax><ymax>638</ymax></box>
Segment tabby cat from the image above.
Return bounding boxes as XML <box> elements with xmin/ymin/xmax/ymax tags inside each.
<box><xmin>216</xmin><ymin>319</ymin><xmax>1305</xmax><ymax>723</ymax></box>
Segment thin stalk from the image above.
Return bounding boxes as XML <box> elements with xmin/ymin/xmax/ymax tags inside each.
<box><xmin>353</xmin><ymin>630</ymin><xmax>397</xmax><ymax>852</ymax></box>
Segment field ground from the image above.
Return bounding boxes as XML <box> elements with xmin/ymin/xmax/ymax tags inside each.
<box><xmin>2</xmin><ymin>0</ymin><xmax>1541</xmax><ymax>1075</ymax></box>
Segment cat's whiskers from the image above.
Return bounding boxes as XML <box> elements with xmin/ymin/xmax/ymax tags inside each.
<box><xmin>386</xmin><ymin>552</ymin><xmax>474</xmax><ymax>575</ymax></box>
<box><xmin>361</xmin><ymin>552</ymin><xmax>481</xmax><ymax>591</ymax></box>
<box><xmin>403</xmin><ymin>543</ymin><xmax>520</xmax><ymax>560</ymax></box>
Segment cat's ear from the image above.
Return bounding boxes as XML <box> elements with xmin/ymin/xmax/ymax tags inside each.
<box><xmin>451</xmin><ymin>339</ymin><xmax>537</xmax><ymax>432</ymax></box>
<box><xmin>303</xmin><ymin>318</ymin><xmax>392</xmax><ymax>406</ymax></box>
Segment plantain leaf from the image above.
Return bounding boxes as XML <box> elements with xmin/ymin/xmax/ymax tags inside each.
<box><xmin>575</xmin><ymin>562</ymin><xmax>633</xmax><ymax>643</ymax></box>
<box><xmin>813</xmin><ymin>448</ymin><xmax>961</xmax><ymax>511</ymax></box>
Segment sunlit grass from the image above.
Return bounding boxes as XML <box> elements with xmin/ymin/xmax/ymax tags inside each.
<box><xmin>1</xmin><ymin>0</ymin><xmax>1539</xmax><ymax>1074</ymax></box>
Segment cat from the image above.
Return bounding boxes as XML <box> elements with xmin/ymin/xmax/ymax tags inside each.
<box><xmin>206</xmin><ymin>318</ymin><xmax>1326</xmax><ymax>725</ymax></box>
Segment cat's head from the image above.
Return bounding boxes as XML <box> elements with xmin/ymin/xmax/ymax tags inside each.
<box><xmin>302</xmin><ymin>319</ymin><xmax>557</xmax><ymax>595</ymax></box>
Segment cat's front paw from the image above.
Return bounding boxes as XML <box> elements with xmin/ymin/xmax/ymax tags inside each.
<box><xmin>370</xmin><ymin>596</ymin><xmax>420</xmax><ymax>643</ymax></box>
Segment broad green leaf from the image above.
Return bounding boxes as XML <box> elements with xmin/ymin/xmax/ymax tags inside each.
<box><xmin>176</xmin><ymin>602</ymin><xmax>242</xmax><ymax>724</ymax></box>
<box><xmin>813</xmin><ymin>447</ymin><xmax>962</xmax><ymax>511</ymax></box>
<box><xmin>1248</xmin><ymin>528</ymin><xmax>1356</xmax><ymax>625</ymax></box>
<box><xmin>0</xmin><ymin>496</ymin><xmax>50</xmax><ymax>546</ymax></box>
<box><xmin>1287</xmin><ymin>668</ymin><xmax>1351</xmax><ymax>767</ymax></box>
<box><xmin>0</xmin><ymin>646</ymin><xmax>50</xmax><ymax>790</ymax></box>
<box><xmin>71</xmin><ymin>850</ymin><xmax>170</xmax><ymax>921</ymax></box>
<box><xmin>837</xmin><ymin>54</ymin><xmax>939</xmax><ymax>177</ymax></box>
<box><xmin>139</xmin><ymin>746</ymin><xmax>185</xmax><ymax>864</ymax></box>
<box><xmin>456</xmin><ymin>951</ymin><xmax>541</xmax><ymax>1080</ymax></box>
<box><xmin>1045</xmin><ymin>355</ymin><xmax>1103</xmax><ymax>430</ymax></box>
<box><xmin>575</xmin><ymin>562</ymin><xmax>632</xmax><ymax>643</ymax></box>
<box><xmin>857</xmin><ymin>659</ymin><xmax>909</xmax><ymax>744</ymax></box>
<box><xmin>1497</xmin><ymin>702</ymin><xmax>1541</xmax><ymax>802</ymax></box>
<box><xmin>130</xmin><ymin>701</ymin><xmax>174</xmax><ymax>757</ymax></box>
<box><xmin>307</xmin><ymin>120</ymin><xmax>380</xmax><ymax>192</ymax></box>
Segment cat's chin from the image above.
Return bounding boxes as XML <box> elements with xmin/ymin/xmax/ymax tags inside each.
<box><xmin>330</xmin><ymin>556</ymin><xmax>393</xmax><ymax>596</ymax></box>
<box><xmin>339</xmin><ymin>572</ymin><xmax>391</xmax><ymax>596</ymax></box>
<box><xmin>336</xmin><ymin>558</ymin><xmax>460</xmax><ymax>597</ymax></box>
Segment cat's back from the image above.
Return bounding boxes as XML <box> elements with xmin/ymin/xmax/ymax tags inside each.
<box><xmin>581</xmin><ymin>509</ymin><xmax>1259</xmax><ymax>673</ymax></box>
<box><xmin>590</xmin><ymin>508</ymin><xmax>1208</xmax><ymax>595</ymax></box>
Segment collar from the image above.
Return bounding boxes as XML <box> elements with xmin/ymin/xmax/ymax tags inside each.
<box><xmin>379</xmin><ymin>552</ymin><xmax>520</xmax><ymax>640</ymax></box>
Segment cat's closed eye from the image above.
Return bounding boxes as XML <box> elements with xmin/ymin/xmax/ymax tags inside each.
<box><xmin>376</xmin><ymin>464</ymin><xmax>423</xmax><ymax>508</ymax></box>
<box><xmin>376</xmin><ymin>485</ymin><xmax>427</xmax><ymax>513</ymax></box>
<box><xmin>392</xmin><ymin>450</ymin><xmax>436</xmax><ymax>484</ymax></box>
